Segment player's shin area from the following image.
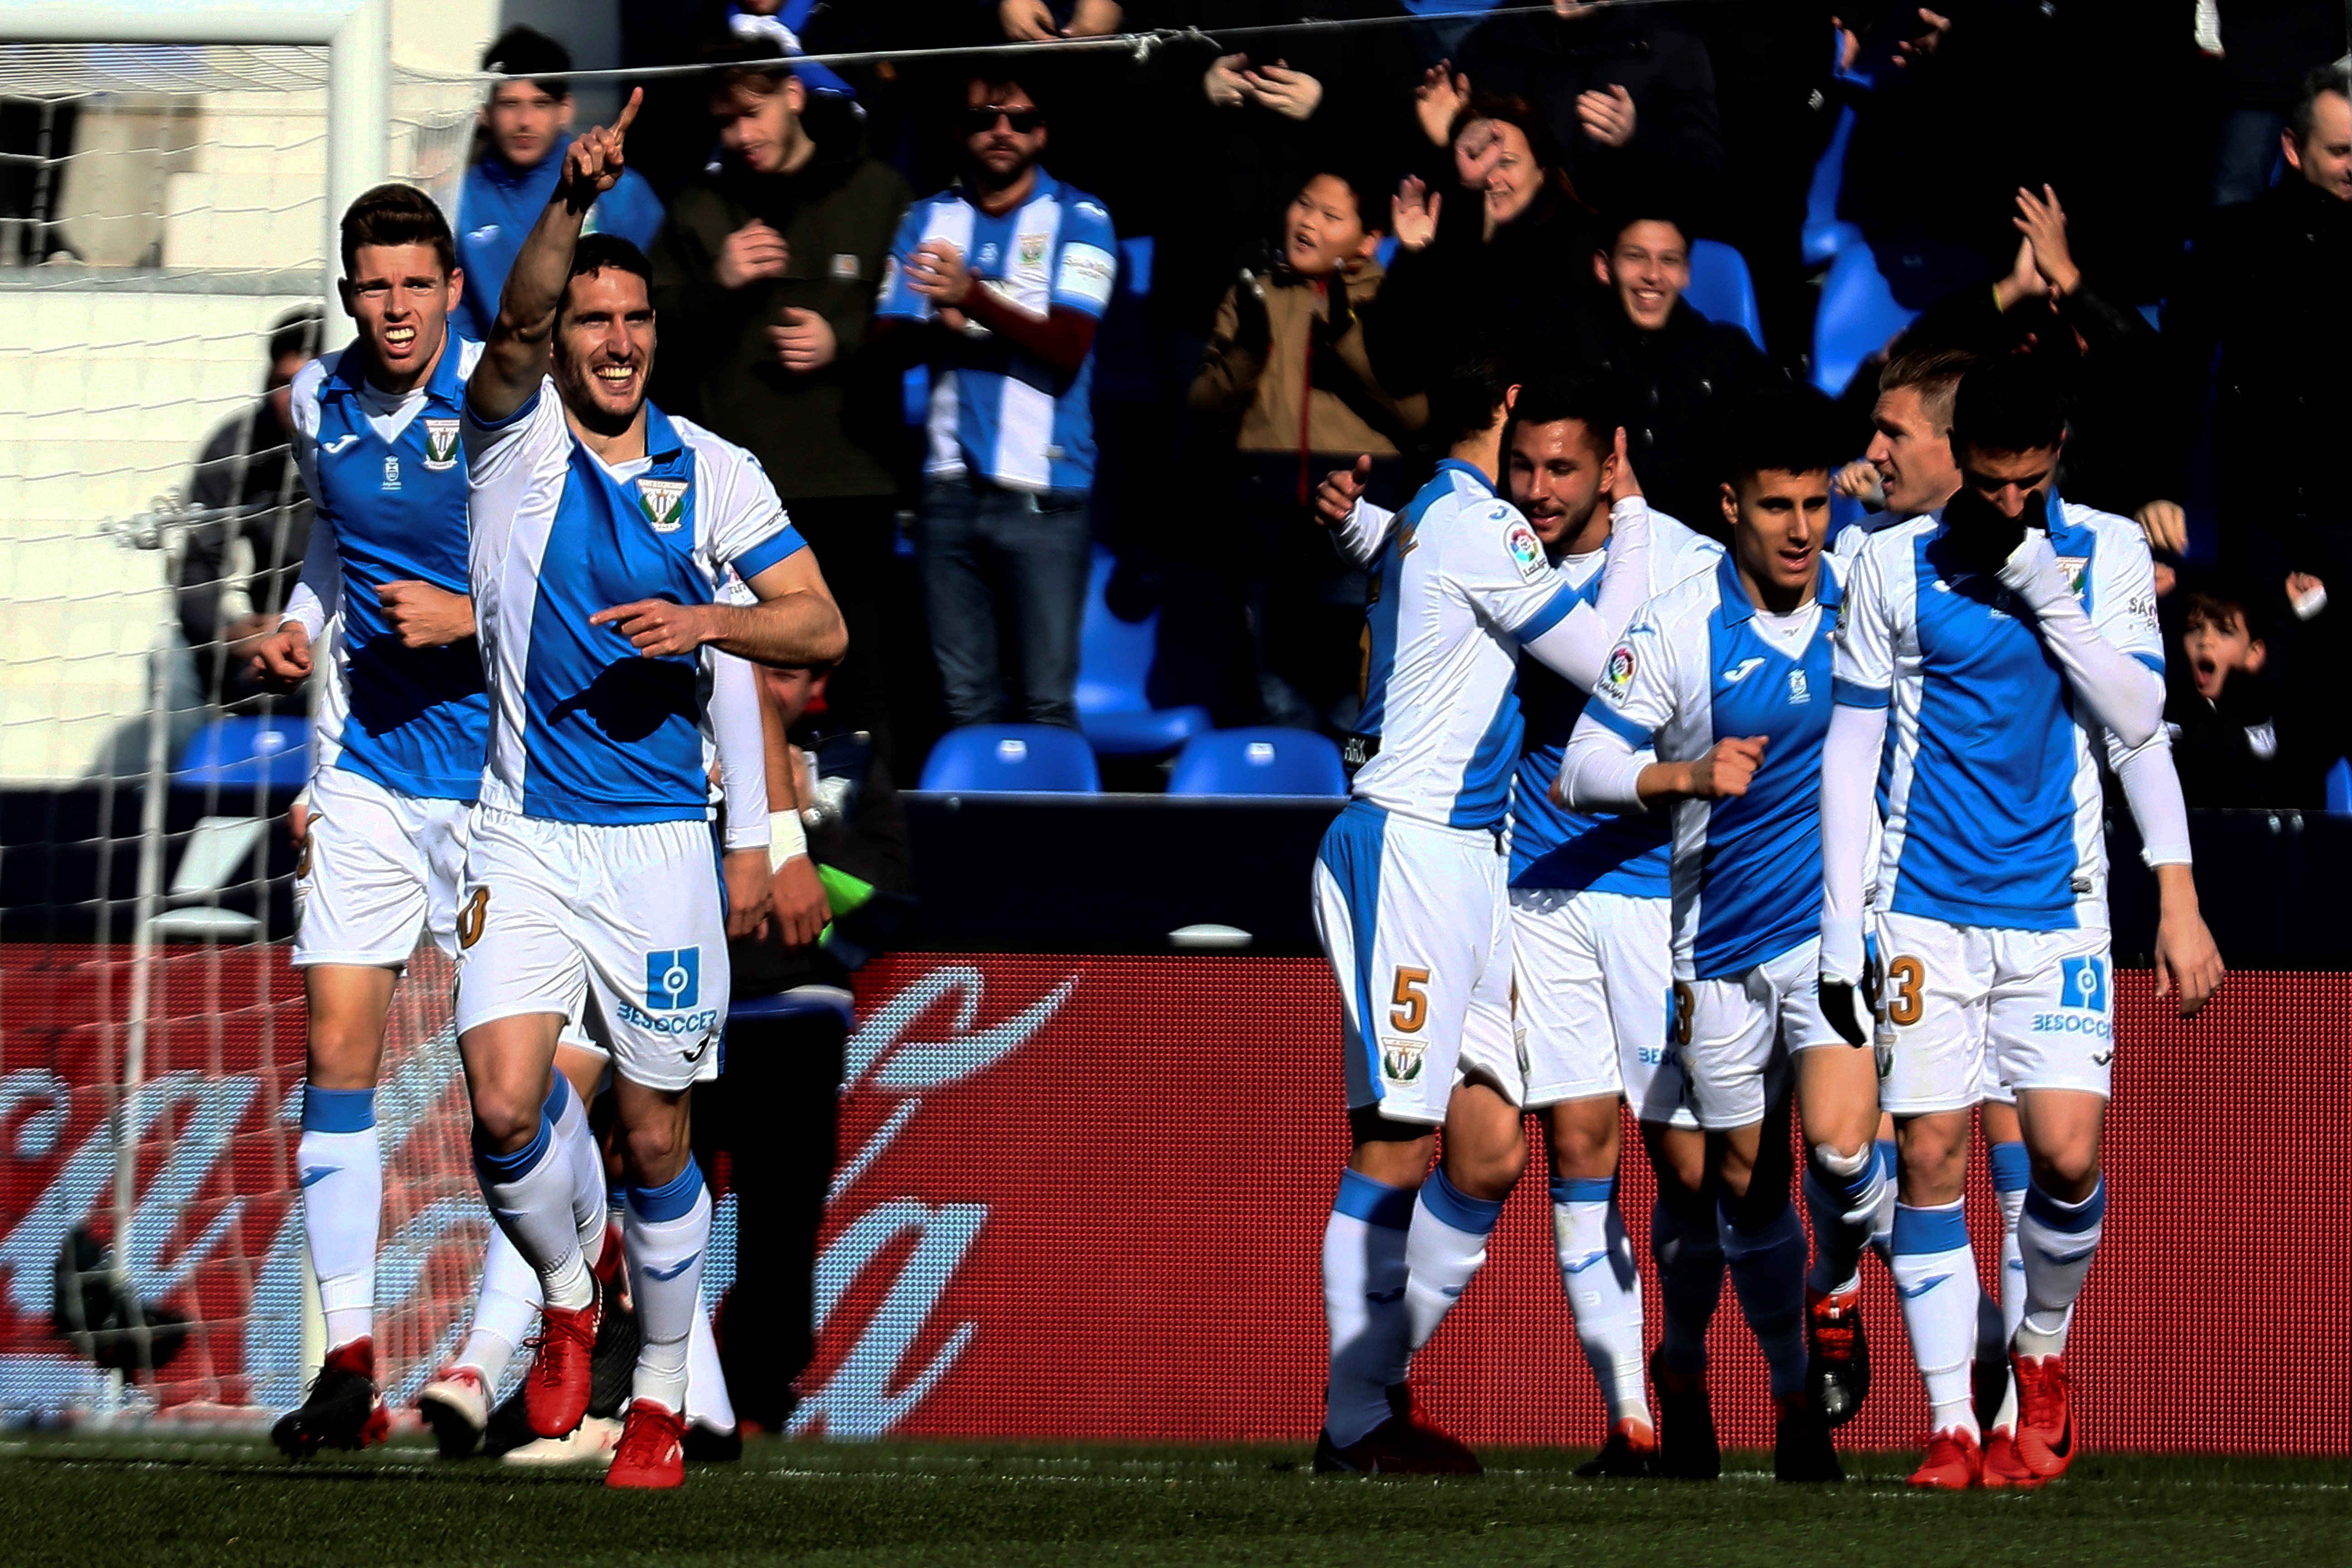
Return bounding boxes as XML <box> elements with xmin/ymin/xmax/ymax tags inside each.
<box><xmin>1896</xmin><ymin>1089</ymin><xmax>2104</xmax><ymax>1205</ymax></box>
<box><xmin>460</xmin><ymin>1011</ymin><xmax>693</xmax><ymax>1182</ymax></box>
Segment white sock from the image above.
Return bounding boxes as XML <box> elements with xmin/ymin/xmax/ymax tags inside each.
<box><xmin>1803</xmin><ymin>1142</ymin><xmax>1886</xmax><ymax>1298</ymax></box>
<box><xmin>1869</xmin><ymin>1139</ymin><xmax>1898</xmax><ymax>1261</ymax></box>
<box><xmin>551</xmin><ymin>1073</ymin><xmax>608</xmax><ymax>1267</ymax></box>
<box><xmin>1323</xmin><ymin>1168</ymin><xmax>1414</xmax><ymax>1448</ymax></box>
<box><xmin>1718</xmin><ymin>1198</ymin><xmax>1808</xmax><ymax>1399</ymax></box>
<box><xmin>472</xmin><ymin>1080</ymin><xmax>592</xmax><ymax>1312</ymax></box>
<box><xmin>1981</xmin><ymin>1141</ymin><xmax>2031</xmax><ymax>1427</ymax></box>
<box><xmin>1651</xmin><ymin>1197</ymin><xmax>1725</xmax><ymax>1377</ymax></box>
<box><xmin>298</xmin><ymin>1085</ymin><xmax>382</xmax><ymax>1352</ymax></box>
<box><xmin>1404</xmin><ymin>1166</ymin><xmax>1504</xmax><ymax>1352</ymax></box>
<box><xmin>1551</xmin><ymin>1177</ymin><xmax>1650</xmax><ymax>1427</ymax></box>
<box><xmin>457</xmin><ymin>1227</ymin><xmax>539</xmax><ymax>1387</ymax></box>
<box><xmin>624</xmin><ymin>1162</ymin><xmax>712</xmax><ymax>1414</ymax></box>
<box><xmin>685</xmin><ymin>1306</ymin><xmax>735</xmax><ymax>1432</ymax></box>
<box><xmin>1891</xmin><ymin>1199</ymin><xmax>1980</xmax><ymax>1438</ymax></box>
<box><xmin>2015</xmin><ymin>1176</ymin><xmax>2104</xmax><ymax>1358</ymax></box>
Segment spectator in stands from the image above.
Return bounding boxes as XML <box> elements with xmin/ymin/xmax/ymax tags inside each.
<box><xmin>1190</xmin><ymin>170</ymin><xmax>1423</xmax><ymax>730</ymax></box>
<box><xmin>175</xmin><ymin>308</ymin><xmax>322</xmax><ymax>709</ymax></box>
<box><xmin>2202</xmin><ymin>2</ymin><xmax>2350</xmax><ymax>207</ymax></box>
<box><xmin>876</xmin><ymin>73</ymin><xmax>1117</xmax><ymax>731</ymax></box>
<box><xmin>705</xmin><ymin>658</ymin><xmax>911</xmax><ymax>1429</ymax></box>
<box><xmin>1567</xmin><ymin>211</ymin><xmax>1778</xmax><ymax>536</ymax></box>
<box><xmin>452</xmin><ymin>27</ymin><xmax>666</xmax><ymax>343</ymax></box>
<box><xmin>649</xmin><ymin>40</ymin><xmax>914</xmax><ymax>760</ymax></box>
<box><xmin>2162</xmin><ymin>573</ymin><xmax>2333</xmax><ymax>808</ymax></box>
<box><xmin>2153</xmin><ymin>62</ymin><xmax>2352</xmax><ymax>607</ymax></box>
<box><xmin>1424</xmin><ymin>0</ymin><xmax>1725</xmax><ymax>220</ymax></box>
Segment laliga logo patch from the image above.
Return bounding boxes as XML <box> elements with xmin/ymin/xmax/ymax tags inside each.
<box><xmin>1380</xmin><ymin>1040</ymin><xmax>1425</xmax><ymax>1083</ymax></box>
<box><xmin>637</xmin><ymin>478</ymin><xmax>689</xmax><ymax>533</ymax></box>
<box><xmin>421</xmin><ymin>418</ymin><xmax>460</xmax><ymax>471</ymax></box>
<box><xmin>645</xmin><ymin>947</ymin><xmax>701</xmax><ymax>1010</ymax></box>
<box><xmin>1602</xmin><ymin>644</ymin><xmax>1636</xmax><ymax>696</ymax></box>
<box><xmin>1505</xmin><ymin>519</ymin><xmax>1546</xmax><ymax>583</ymax></box>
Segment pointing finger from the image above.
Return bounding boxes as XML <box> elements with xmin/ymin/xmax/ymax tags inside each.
<box><xmin>612</xmin><ymin>86</ymin><xmax>643</xmax><ymax>137</ymax></box>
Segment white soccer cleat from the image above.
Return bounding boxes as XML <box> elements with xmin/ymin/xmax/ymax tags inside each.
<box><xmin>500</xmin><ymin>1414</ymin><xmax>623</xmax><ymax>1467</ymax></box>
<box><xmin>418</xmin><ymin>1365</ymin><xmax>492</xmax><ymax>1459</ymax></box>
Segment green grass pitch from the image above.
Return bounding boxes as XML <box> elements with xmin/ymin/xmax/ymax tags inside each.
<box><xmin>0</xmin><ymin>1435</ymin><xmax>2342</xmax><ymax>1568</ymax></box>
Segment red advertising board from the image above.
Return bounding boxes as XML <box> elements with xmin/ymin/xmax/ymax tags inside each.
<box><xmin>2</xmin><ymin>945</ymin><xmax>2346</xmax><ymax>1453</ymax></box>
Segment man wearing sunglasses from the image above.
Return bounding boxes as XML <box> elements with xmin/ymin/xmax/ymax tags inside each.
<box><xmin>877</xmin><ymin>76</ymin><xmax>1117</xmax><ymax>732</ymax></box>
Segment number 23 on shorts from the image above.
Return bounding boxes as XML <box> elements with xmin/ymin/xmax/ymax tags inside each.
<box><xmin>456</xmin><ymin>886</ymin><xmax>490</xmax><ymax>949</ymax></box>
<box><xmin>1390</xmin><ymin>966</ymin><xmax>1429</xmax><ymax>1033</ymax></box>
<box><xmin>1884</xmin><ymin>953</ymin><xmax>1924</xmax><ymax>1026</ymax></box>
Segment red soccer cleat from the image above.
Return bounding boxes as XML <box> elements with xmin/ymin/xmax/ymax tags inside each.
<box><xmin>1980</xmin><ymin>1425</ymin><xmax>2044</xmax><ymax>1490</ymax></box>
<box><xmin>524</xmin><ymin>1295</ymin><xmax>602</xmax><ymax>1439</ymax></box>
<box><xmin>1907</xmin><ymin>1426</ymin><xmax>1984</xmax><ymax>1489</ymax></box>
<box><xmin>1574</xmin><ymin>1418</ymin><xmax>1659</xmax><ymax>1478</ymax></box>
<box><xmin>270</xmin><ymin>1337</ymin><xmax>390</xmax><ymax>1459</ymax></box>
<box><xmin>2011</xmin><ymin>1352</ymin><xmax>2078</xmax><ymax>1479</ymax></box>
<box><xmin>605</xmin><ymin>1399</ymin><xmax>687</xmax><ymax>1490</ymax></box>
<box><xmin>1313</xmin><ymin>1414</ymin><xmax>1483</xmax><ymax>1475</ymax></box>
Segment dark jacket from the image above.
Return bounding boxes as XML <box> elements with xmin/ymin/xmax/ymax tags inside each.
<box><xmin>2164</xmin><ymin>175</ymin><xmax>2352</xmax><ymax>555</ymax></box>
<box><xmin>177</xmin><ymin>399</ymin><xmax>311</xmax><ymax>698</ymax></box>
<box><xmin>1567</xmin><ymin>294</ymin><xmax>1781</xmax><ymax>538</ymax></box>
<box><xmin>648</xmin><ymin>107</ymin><xmax>914</xmax><ymax>501</ymax></box>
<box><xmin>1455</xmin><ymin>6</ymin><xmax>1725</xmax><ymax>219</ymax></box>
<box><xmin>730</xmin><ymin>726</ymin><xmax>914</xmax><ymax>999</ymax></box>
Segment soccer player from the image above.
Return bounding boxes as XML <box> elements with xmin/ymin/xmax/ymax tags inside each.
<box><xmin>1819</xmin><ymin>356</ymin><xmax>2177</xmax><ymax>1489</ymax></box>
<box><xmin>455</xmin><ymin>93</ymin><xmax>844</xmax><ymax>1490</ymax></box>
<box><xmin>1310</xmin><ymin>351</ymin><xmax>1657</xmax><ymax>1473</ymax></box>
<box><xmin>1558</xmin><ymin>390</ymin><xmax>1873</xmax><ymax>1483</ymax></box>
<box><xmin>1319</xmin><ymin>378</ymin><xmax>1729</xmax><ymax>1479</ymax></box>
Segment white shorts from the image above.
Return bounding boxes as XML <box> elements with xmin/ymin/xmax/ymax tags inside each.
<box><xmin>292</xmin><ymin>764</ymin><xmax>471</xmax><ymax>969</ymax></box>
<box><xmin>1876</xmin><ymin>911</ymin><xmax>2113</xmax><ymax>1115</ymax></box>
<box><xmin>1313</xmin><ymin>803</ymin><xmax>1510</xmax><ymax>1127</ymax></box>
<box><xmin>454</xmin><ymin>807</ymin><xmax>725</xmax><ymax>1093</ymax></box>
<box><xmin>1680</xmin><ymin>937</ymin><xmax>1850</xmax><ymax>1132</ymax></box>
<box><xmin>1470</xmin><ymin>887</ymin><xmax>1697</xmax><ymax>1127</ymax></box>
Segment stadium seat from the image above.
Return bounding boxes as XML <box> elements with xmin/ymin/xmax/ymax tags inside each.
<box><xmin>2328</xmin><ymin>757</ymin><xmax>2352</xmax><ymax>813</ymax></box>
<box><xmin>1812</xmin><ymin>235</ymin><xmax>1918</xmax><ymax>397</ymax></box>
<box><xmin>1075</xmin><ymin>551</ymin><xmax>1212</xmax><ymax>757</ymax></box>
<box><xmin>147</xmin><ymin>815</ymin><xmax>267</xmax><ymax>942</ymax></box>
<box><xmin>918</xmin><ymin>724</ymin><xmax>1101</xmax><ymax>793</ymax></box>
<box><xmin>1685</xmin><ymin>239</ymin><xmax>1764</xmax><ymax>352</ymax></box>
<box><xmin>729</xmin><ymin>988</ymin><xmax>855</xmax><ymax>1029</ymax></box>
<box><xmin>1802</xmin><ymin>105</ymin><xmax>1857</xmax><ymax>266</ymax></box>
<box><xmin>1167</xmin><ymin>728</ymin><xmax>1347</xmax><ymax>798</ymax></box>
<box><xmin>173</xmin><ymin>715</ymin><xmax>309</xmax><ymax>790</ymax></box>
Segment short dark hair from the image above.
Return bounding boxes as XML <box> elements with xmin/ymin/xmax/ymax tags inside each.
<box><xmin>481</xmin><ymin>26</ymin><xmax>571</xmax><ymax>99</ymax></box>
<box><xmin>340</xmin><ymin>181</ymin><xmax>456</xmax><ymax>278</ymax></box>
<box><xmin>1599</xmin><ymin>210</ymin><xmax>1692</xmax><ymax>253</ymax></box>
<box><xmin>965</xmin><ymin>74</ymin><xmax>1042</xmax><ymax>115</ymax></box>
<box><xmin>1297</xmin><ymin>168</ymin><xmax>1382</xmax><ymax>234</ymax></box>
<box><xmin>561</xmin><ymin>233</ymin><xmax>654</xmax><ymax>318</ymax></box>
<box><xmin>1722</xmin><ymin>388</ymin><xmax>1841</xmax><ymax>481</ymax></box>
<box><xmin>1509</xmin><ymin>371</ymin><xmax>1621</xmax><ymax>457</ymax></box>
<box><xmin>1877</xmin><ymin>343</ymin><xmax>1980</xmax><ymax>431</ymax></box>
<box><xmin>2291</xmin><ymin>61</ymin><xmax>2351</xmax><ymax>143</ymax></box>
<box><xmin>2178</xmin><ymin>586</ymin><xmax>2257</xmax><ymax>641</ymax></box>
<box><xmin>1429</xmin><ymin>344</ymin><xmax>1520</xmax><ymax>450</ymax></box>
<box><xmin>268</xmin><ymin>307</ymin><xmax>323</xmax><ymax>367</ymax></box>
<box><xmin>1949</xmin><ymin>355</ymin><xmax>2067</xmax><ymax>457</ymax></box>
<box><xmin>704</xmin><ymin>35</ymin><xmax>800</xmax><ymax>99</ymax></box>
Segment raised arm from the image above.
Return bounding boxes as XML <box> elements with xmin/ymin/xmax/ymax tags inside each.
<box><xmin>469</xmin><ymin>89</ymin><xmax>642</xmax><ymax>424</ymax></box>
<box><xmin>1999</xmin><ymin>530</ymin><xmax>2163</xmax><ymax>748</ymax></box>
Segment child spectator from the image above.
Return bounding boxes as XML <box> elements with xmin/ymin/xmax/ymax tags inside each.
<box><xmin>2163</xmin><ymin>574</ymin><xmax>2331</xmax><ymax>808</ymax></box>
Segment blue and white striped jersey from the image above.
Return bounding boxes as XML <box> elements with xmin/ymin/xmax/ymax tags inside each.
<box><xmin>1582</xmin><ymin>551</ymin><xmax>1848</xmax><ymax>980</ymax></box>
<box><xmin>1352</xmin><ymin>461</ymin><xmax>1593</xmax><ymax>834</ymax></box>
<box><xmin>1510</xmin><ymin>509</ymin><xmax>1723</xmax><ymax>896</ymax></box>
<box><xmin>874</xmin><ymin>170</ymin><xmax>1117</xmax><ymax>493</ymax></box>
<box><xmin>461</xmin><ymin>382</ymin><xmax>805</xmax><ymax>825</ymax></box>
<box><xmin>1833</xmin><ymin>498</ymin><xmax>2163</xmax><ymax>931</ymax></box>
<box><xmin>287</xmin><ymin>336</ymin><xmax>489</xmax><ymax>801</ymax></box>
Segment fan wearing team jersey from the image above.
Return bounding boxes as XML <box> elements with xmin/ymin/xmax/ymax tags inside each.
<box><xmin>454</xmin><ymin>93</ymin><xmax>844</xmax><ymax>1491</ymax></box>
<box><xmin>875</xmin><ymin>73</ymin><xmax>1116</xmax><ymax>732</ymax></box>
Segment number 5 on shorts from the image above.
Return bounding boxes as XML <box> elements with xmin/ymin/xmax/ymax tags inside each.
<box><xmin>457</xmin><ymin>887</ymin><xmax>490</xmax><ymax>950</ymax></box>
<box><xmin>1390</xmin><ymin>967</ymin><xmax>1429</xmax><ymax>1033</ymax></box>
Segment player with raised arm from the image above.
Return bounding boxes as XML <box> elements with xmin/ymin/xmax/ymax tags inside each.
<box><xmin>1557</xmin><ymin>391</ymin><xmax>1877</xmax><ymax>1483</ymax></box>
<box><xmin>455</xmin><ymin>92</ymin><xmax>843</xmax><ymax>1490</ymax></box>
<box><xmin>1318</xmin><ymin>377</ymin><xmax>1728</xmax><ymax>1479</ymax></box>
<box><xmin>1309</xmin><ymin>350</ymin><xmax>1658</xmax><ymax>1474</ymax></box>
<box><xmin>1819</xmin><ymin>356</ymin><xmax>2194</xmax><ymax>1489</ymax></box>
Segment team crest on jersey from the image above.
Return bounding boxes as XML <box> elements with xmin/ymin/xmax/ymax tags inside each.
<box><xmin>1505</xmin><ymin>519</ymin><xmax>1546</xmax><ymax>583</ymax></box>
<box><xmin>1786</xmin><ymin>667</ymin><xmax>1811</xmax><ymax>704</ymax></box>
<box><xmin>1018</xmin><ymin>232</ymin><xmax>1047</xmax><ymax>266</ymax></box>
<box><xmin>1602</xmin><ymin>644</ymin><xmax>1636</xmax><ymax>697</ymax></box>
<box><xmin>1380</xmin><ymin>1040</ymin><xmax>1426</xmax><ymax>1082</ymax></box>
<box><xmin>637</xmin><ymin>479</ymin><xmax>689</xmax><ymax>533</ymax></box>
<box><xmin>421</xmin><ymin>418</ymin><xmax>460</xmax><ymax>470</ymax></box>
<box><xmin>2057</xmin><ymin>555</ymin><xmax>2089</xmax><ymax>599</ymax></box>
<box><xmin>381</xmin><ymin>455</ymin><xmax>401</xmax><ymax>491</ymax></box>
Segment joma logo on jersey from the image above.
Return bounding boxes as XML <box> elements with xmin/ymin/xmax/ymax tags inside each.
<box><xmin>1380</xmin><ymin>1040</ymin><xmax>1425</xmax><ymax>1082</ymax></box>
<box><xmin>637</xmin><ymin>479</ymin><xmax>689</xmax><ymax>533</ymax></box>
<box><xmin>646</xmin><ymin>947</ymin><xmax>701</xmax><ymax>1009</ymax></box>
<box><xmin>421</xmin><ymin>418</ymin><xmax>460</xmax><ymax>470</ymax></box>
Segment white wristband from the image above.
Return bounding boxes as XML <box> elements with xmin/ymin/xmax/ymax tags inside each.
<box><xmin>766</xmin><ymin>807</ymin><xmax>808</xmax><ymax>872</ymax></box>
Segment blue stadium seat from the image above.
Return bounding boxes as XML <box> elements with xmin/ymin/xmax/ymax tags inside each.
<box><xmin>1802</xmin><ymin>105</ymin><xmax>1857</xmax><ymax>266</ymax></box>
<box><xmin>1075</xmin><ymin>551</ymin><xmax>1212</xmax><ymax>757</ymax></box>
<box><xmin>1812</xmin><ymin>235</ymin><xmax>1918</xmax><ymax>397</ymax></box>
<box><xmin>173</xmin><ymin>715</ymin><xmax>309</xmax><ymax>790</ymax></box>
<box><xmin>1685</xmin><ymin>239</ymin><xmax>1764</xmax><ymax>352</ymax></box>
<box><xmin>2328</xmin><ymin>757</ymin><xmax>2352</xmax><ymax>813</ymax></box>
<box><xmin>918</xmin><ymin>724</ymin><xmax>1101</xmax><ymax>793</ymax></box>
<box><xmin>1167</xmin><ymin>728</ymin><xmax>1346</xmax><ymax>798</ymax></box>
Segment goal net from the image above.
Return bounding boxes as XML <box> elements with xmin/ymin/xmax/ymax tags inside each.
<box><xmin>0</xmin><ymin>29</ymin><xmax>523</xmax><ymax>1428</ymax></box>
